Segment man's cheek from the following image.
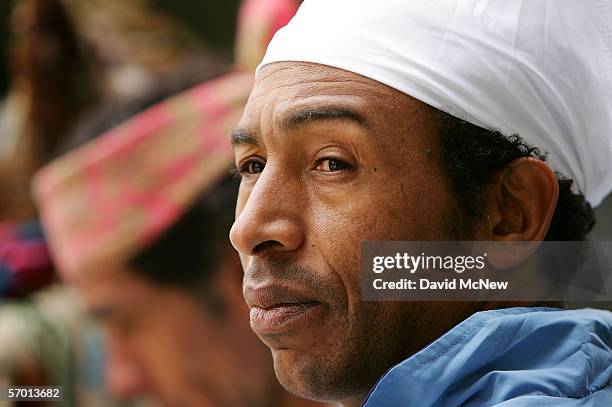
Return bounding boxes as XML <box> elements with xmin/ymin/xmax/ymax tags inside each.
<box><xmin>319</xmin><ymin>226</ymin><xmax>362</xmax><ymax>289</ymax></box>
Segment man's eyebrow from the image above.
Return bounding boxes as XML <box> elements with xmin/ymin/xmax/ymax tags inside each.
<box><xmin>231</xmin><ymin>107</ymin><xmax>368</xmax><ymax>146</ymax></box>
<box><xmin>231</xmin><ymin>130</ymin><xmax>259</xmax><ymax>147</ymax></box>
<box><xmin>284</xmin><ymin>107</ymin><xmax>368</xmax><ymax>130</ymax></box>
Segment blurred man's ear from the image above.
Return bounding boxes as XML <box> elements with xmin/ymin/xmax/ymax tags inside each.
<box><xmin>474</xmin><ymin>157</ymin><xmax>559</xmax><ymax>267</ymax></box>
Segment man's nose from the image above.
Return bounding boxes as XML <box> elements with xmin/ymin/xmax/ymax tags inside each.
<box><xmin>230</xmin><ymin>167</ymin><xmax>305</xmax><ymax>256</ymax></box>
<box><xmin>105</xmin><ymin>348</ymin><xmax>150</xmax><ymax>400</ymax></box>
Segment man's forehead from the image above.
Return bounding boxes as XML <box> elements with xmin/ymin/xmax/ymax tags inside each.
<box><xmin>254</xmin><ymin>62</ymin><xmax>399</xmax><ymax>99</ymax></box>
<box><xmin>239</xmin><ymin>62</ymin><xmax>430</xmax><ymax>133</ymax></box>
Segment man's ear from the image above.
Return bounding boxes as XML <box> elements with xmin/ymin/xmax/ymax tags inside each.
<box><xmin>473</xmin><ymin>157</ymin><xmax>559</xmax><ymax>268</ymax></box>
<box><xmin>476</xmin><ymin>157</ymin><xmax>559</xmax><ymax>242</ymax></box>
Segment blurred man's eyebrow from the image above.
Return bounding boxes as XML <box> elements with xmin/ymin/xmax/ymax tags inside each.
<box><xmin>89</xmin><ymin>304</ymin><xmax>117</xmax><ymax>321</ymax></box>
<box><xmin>231</xmin><ymin>107</ymin><xmax>368</xmax><ymax>147</ymax></box>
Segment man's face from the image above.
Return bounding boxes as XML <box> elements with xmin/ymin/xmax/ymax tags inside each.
<box><xmin>230</xmin><ymin>62</ymin><xmax>472</xmax><ymax>403</ymax></box>
<box><xmin>73</xmin><ymin>266</ymin><xmax>275</xmax><ymax>407</ymax></box>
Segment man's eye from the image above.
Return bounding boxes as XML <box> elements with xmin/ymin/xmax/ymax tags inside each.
<box><xmin>239</xmin><ymin>159</ymin><xmax>265</xmax><ymax>175</ymax></box>
<box><xmin>315</xmin><ymin>158</ymin><xmax>351</xmax><ymax>172</ymax></box>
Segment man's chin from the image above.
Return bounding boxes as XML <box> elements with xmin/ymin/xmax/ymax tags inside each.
<box><xmin>271</xmin><ymin>349</ymin><xmax>325</xmax><ymax>401</ymax></box>
<box><xmin>271</xmin><ymin>347</ymin><xmax>365</xmax><ymax>404</ymax></box>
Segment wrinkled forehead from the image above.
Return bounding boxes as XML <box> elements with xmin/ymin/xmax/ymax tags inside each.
<box><xmin>240</xmin><ymin>61</ymin><xmax>434</xmax><ymax>133</ymax></box>
<box><xmin>254</xmin><ymin>62</ymin><xmax>396</xmax><ymax>96</ymax></box>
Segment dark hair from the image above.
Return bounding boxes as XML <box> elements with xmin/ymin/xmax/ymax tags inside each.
<box><xmin>436</xmin><ymin>110</ymin><xmax>596</xmax><ymax>241</ymax></box>
<box><xmin>128</xmin><ymin>175</ymin><xmax>239</xmax><ymax>298</ymax></box>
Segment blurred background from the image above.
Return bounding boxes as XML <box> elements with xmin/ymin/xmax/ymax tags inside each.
<box><xmin>0</xmin><ymin>1</ymin><xmax>609</xmax><ymax>406</ymax></box>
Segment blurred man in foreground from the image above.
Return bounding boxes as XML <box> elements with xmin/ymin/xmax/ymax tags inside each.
<box><xmin>229</xmin><ymin>1</ymin><xmax>612</xmax><ymax>406</ymax></box>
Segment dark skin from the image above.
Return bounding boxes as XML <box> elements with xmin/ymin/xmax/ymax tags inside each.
<box><xmin>230</xmin><ymin>62</ymin><xmax>559</xmax><ymax>406</ymax></box>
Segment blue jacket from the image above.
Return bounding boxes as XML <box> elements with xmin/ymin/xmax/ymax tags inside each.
<box><xmin>363</xmin><ymin>307</ymin><xmax>612</xmax><ymax>406</ymax></box>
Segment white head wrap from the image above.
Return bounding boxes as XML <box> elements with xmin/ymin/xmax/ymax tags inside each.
<box><xmin>258</xmin><ymin>0</ymin><xmax>612</xmax><ymax>206</ymax></box>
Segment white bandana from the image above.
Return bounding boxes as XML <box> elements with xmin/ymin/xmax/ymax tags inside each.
<box><xmin>259</xmin><ymin>0</ymin><xmax>612</xmax><ymax>206</ymax></box>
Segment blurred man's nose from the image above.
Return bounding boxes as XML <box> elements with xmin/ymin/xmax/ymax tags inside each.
<box><xmin>105</xmin><ymin>348</ymin><xmax>150</xmax><ymax>400</ymax></box>
<box><xmin>230</xmin><ymin>166</ymin><xmax>305</xmax><ymax>257</ymax></box>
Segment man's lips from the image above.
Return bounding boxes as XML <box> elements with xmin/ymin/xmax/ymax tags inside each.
<box><xmin>244</xmin><ymin>284</ymin><xmax>326</xmax><ymax>335</ymax></box>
